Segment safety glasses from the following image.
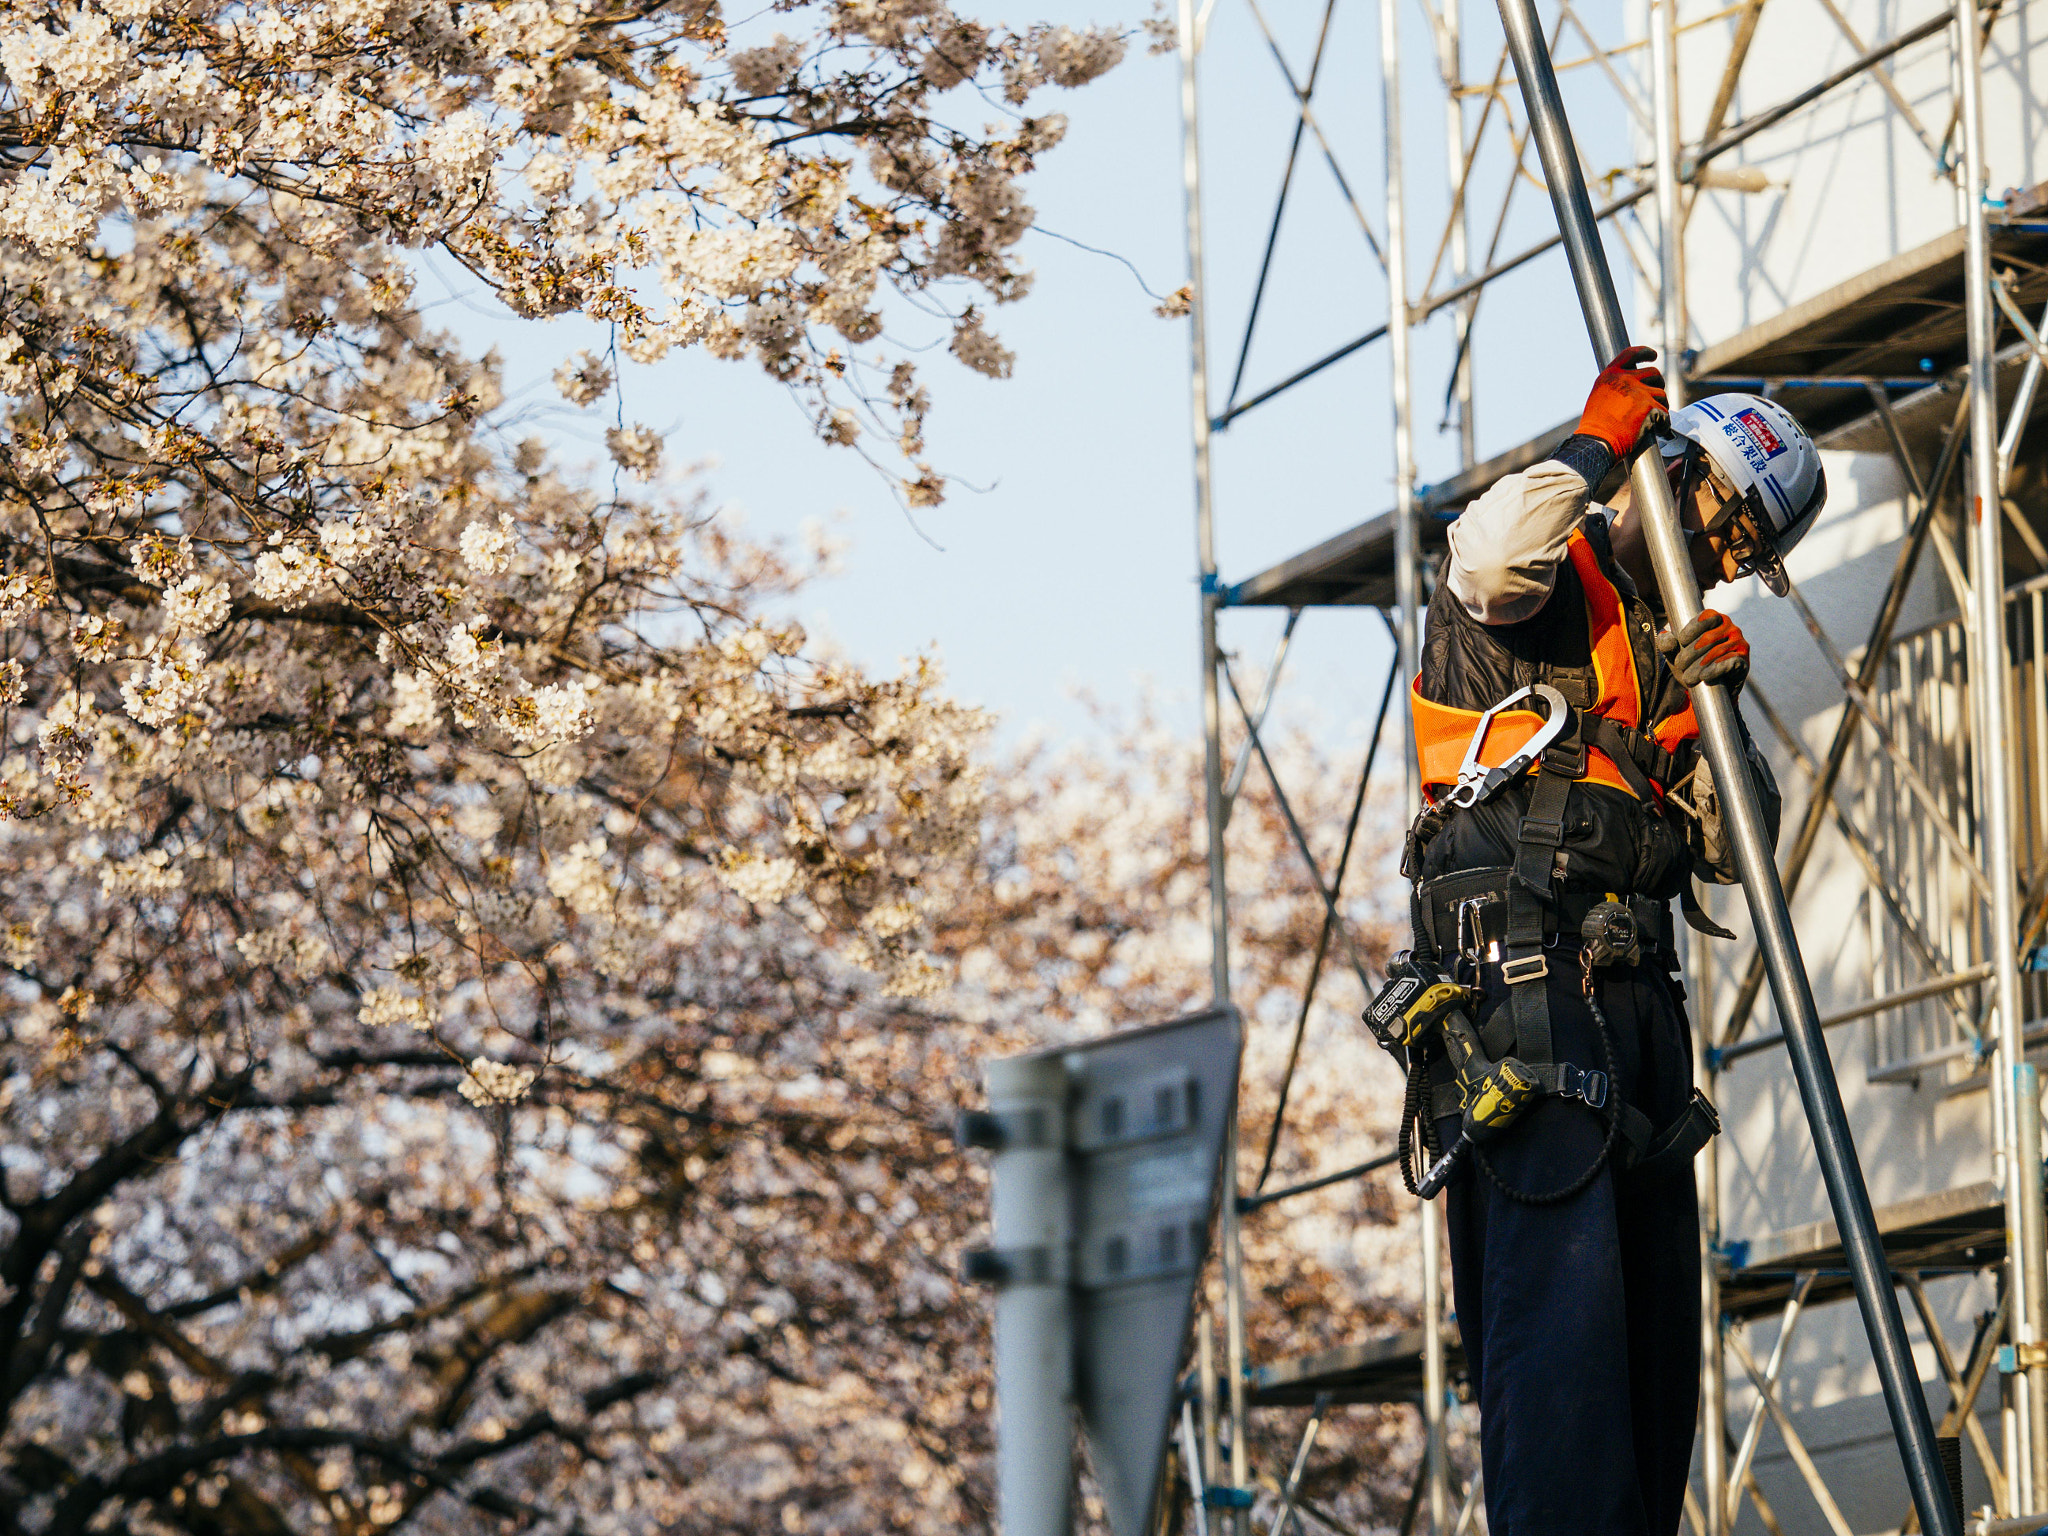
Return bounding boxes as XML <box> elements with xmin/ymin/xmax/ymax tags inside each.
<box><xmin>1678</xmin><ymin>448</ymin><xmax>1783</xmax><ymax>589</ymax></box>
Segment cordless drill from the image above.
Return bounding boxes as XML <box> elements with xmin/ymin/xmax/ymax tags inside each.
<box><xmin>1367</xmin><ymin>952</ymin><xmax>1541</xmax><ymax>1195</ymax></box>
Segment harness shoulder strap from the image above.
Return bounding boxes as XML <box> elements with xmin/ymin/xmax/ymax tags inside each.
<box><xmin>1504</xmin><ymin>758</ymin><xmax>1572</xmax><ymax>1068</ymax></box>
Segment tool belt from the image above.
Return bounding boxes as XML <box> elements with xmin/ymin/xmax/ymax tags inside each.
<box><xmin>1417</xmin><ymin>869</ymin><xmax>1678</xmax><ymax>977</ymax></box>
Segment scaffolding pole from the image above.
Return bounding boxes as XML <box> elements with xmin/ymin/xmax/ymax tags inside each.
<box><xmin>1955</xmin><ymin>0</ymin><xmax>2048</xmax><ymax>1507</ymax></box>
<box><xmin>1383</xmin><ymin>0</ymin><xmax>1445</xmax><ymax>1526</ymax></box>
<box><xmin>1178</xmin><ymin>0</ymin><xmax>1252</xmax><ymax>1525</ymax></box>
<box><xmin>1694</xmin><ymin>931</ymin><xmax>1730</xmax><ymax>1536</ymax></box>
<box><xmin>1651</xmin><ymin>0</ymin><xmax>1686</xmax><ymax>404</ymax></box>
<box><xmin>1652</xmin><ymin>16</ymin><xmax>1724</xmax><ymax>1529</ymax></box>
<box><xmin>1488</xmin><ymin>2</ymin><xmax>1961</xmax><ymax>1531</ymax></box>
<box><xmin>1440</xmin><ymin>0</ymin><xmax>1476</xmax><ymax>463</ymax></box>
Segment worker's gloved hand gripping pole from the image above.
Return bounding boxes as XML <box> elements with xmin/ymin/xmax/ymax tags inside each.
<box><xmin>1488</xmin><ymin>3</ymin><xmax>1960</xmax><ymax>1532</ymax></box>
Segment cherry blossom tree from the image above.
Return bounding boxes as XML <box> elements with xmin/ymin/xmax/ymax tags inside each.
<box><xmin>0</xmin><ymin>0</ymin><xmax>1125</xmax><ymax>499</ymax></box>
<box><xmin>0</xmin><ymin>0</ymin><xmax>1439</xmax><ymax>1526</ymax></box>
<box><xmin>0</xmin><ymin>646</ymin><xmax>1428</xmax><ymax>1532</ymax></box>
<box><xmin>0</xmin><ymin>0</ymin><xmax>1118</xmax><ymax>1524</ymax></box>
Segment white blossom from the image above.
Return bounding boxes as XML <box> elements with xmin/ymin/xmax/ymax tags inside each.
<box><xmin>523</xmin><ymin>151</ymin><xmax>572</xmax><ymax>198</ymax></box>
<box><xmin>163</xmin><ymin>573</ymin><xmax>233</xmax><ymax>635</ymax></box>
<box><xmin>101</xmin><ymin>847</ymin><xmax>184</xmax><ymax>896</ymax></box>
<box><xmin>453</xmin><ymin>801</ymin><xmax>502</xmax><ymax>843</ymax></box>
<box><xmin>318</xmin><ymin>514</ymin><xmax>387</xmax><ymax>568</ymax></box>
<box><xmin>234</xmin><ymin>922</ymin><xmax>333</xmax><ymax>978</ymax></box>
<box><xmin>731</xmin><ymin>34</ymin><xmax>805</xmax><ymax>96</ymax></box>
<box><xmin>119</xmin><ymin>641</ymin><xmax>208</xmax><ymax>727</ymax></box>
<box><xmin>716</xmin><ymin>852</ymin><xmax>803</xmax><ymax>906</ymax></box>
<box><xmin>949</xmin><ymin>308</ymin><xmax>1014</xmax><ymax>379</ymax></box>
<box><xmin>135</xmin><ymin>534</ymin><xmax>194</xmax><ymax>584</ymax></box>
<box><xmin>357</xmin><ymin>985</ymin><xmax>440</xmax><ymax>1030</ymax></box>
<box><xmin>546</xmin><ymin>837</ymin><xmax>613</xmax><ymax>915</ymax></box>
<box><xmin>252</xmin><ymin>544</ymin><xmax>321</xmax><ymax>607</ymax></box>
<box><xmin>553</xmin><ymin>352</ymin><xmax>613</xmax><ymax>407</ymax></box>
<box><xmin>444</xmin><ymin>621</ymin><xmax>499</xmax><ymax>676</ymax></box>
<box><xmin>459</xmin><ymin>1056</ymin><xmax>538</xmax><ymax>1104</ymax></box>
<box><xmin>460</xmin><ymin>514</ymin><xmax>516</xmax><ymax>575</ymax></box>
<box><xmin>0</xmin><ymin>570</ymin><xmax>52</xmax><ymax>626</ymax></box>
<box><xmin>72</xmin><ymin>614</ymin><xmax>127</xmax><ymax>658</ymax></box>
<box><xmin>1034</xmin><ymin>25</ymin><xmax>1127</xmax><ymax>87</ymax></box>
<box><xmin>388</xmin><ymin>670</ymin><xmax>440</xmax><ymax>734</ymax></box>
<box><xmin>605</xmin><ymin>423</ymin><xmax>665</xmax><ymax>481</ymax></box>
<box><xmin>36</xmin><ymin>689</ymin><xmax>96</xmax><ymax>764</ymax></box>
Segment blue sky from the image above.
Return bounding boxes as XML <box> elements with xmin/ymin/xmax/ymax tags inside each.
<box><xmin>433</xmin><ymin>0</ymin><xmax>1644</xmax><ymax>748</ymax></box>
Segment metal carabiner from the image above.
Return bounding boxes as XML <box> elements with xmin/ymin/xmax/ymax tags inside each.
<box><xmin>1444</xmin><ymin>683</ymin><xmax>1572</xmax><ymax>809</ymax></box>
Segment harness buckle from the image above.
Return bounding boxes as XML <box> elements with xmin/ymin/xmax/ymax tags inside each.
<box><xmin>1541</xmin><ymin>736</ymin><xmax>1587</xmax><ymax>777</ymax></box>
<box><xmin>1499</xmin><ymin>954</ymin><xmax>1549</xmax><ymax>985</ymax></box>
<box><xmin>1557</xmin><ymin>1063</ymin><xmax>1610</xmax><ymax>1109</ymax></box>
<box><xmin>1445</xmin><ymin>683</ymin><xmax>1574</xmax><ymax>809</ymax></box>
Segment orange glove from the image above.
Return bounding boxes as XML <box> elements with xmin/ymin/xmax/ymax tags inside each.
<box><xmin>1576</xmin><ymin>345</ymin><xmax>1669</xmax><ymax>460</ymax></box>
<box><xmin>1656</xmin><ymin>609</ymin><xmax>1750</xmax><ymax>690</ymax></box>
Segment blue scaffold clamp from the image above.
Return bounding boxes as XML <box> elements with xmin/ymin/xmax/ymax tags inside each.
<box><xmin>1998</xmin><ymin>1342</ymin><xmax>2048</xmax><ymax>1374</ymax></box>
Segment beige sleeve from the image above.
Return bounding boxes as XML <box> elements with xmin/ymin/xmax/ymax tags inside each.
<box><xmin>1443</xmin><ymin>460</ymin><xmax>1594</xmax><ymax>625</ymax></box>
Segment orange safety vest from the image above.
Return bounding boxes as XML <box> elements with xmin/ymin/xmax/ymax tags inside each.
<box><xmin>1413</xmin><ymin>528</ymin><xmax>1699</xmax><ymax>803</ymax></box>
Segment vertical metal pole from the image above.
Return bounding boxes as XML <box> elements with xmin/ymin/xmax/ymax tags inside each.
<box><xmin>1221</xmin><ymin>1129</ymin><xmax>1250</xmax><ymax>1531</ymax></box>
<box><xmin>1199</xmin><ymin>1310</ymin><xmax>1220</xmax><ymax>1494</ymax></box>
<box><xmin>1651</xmin><ymin>0</ymin><xmax>1687</xmax><ymax>407</ymax></box>
<box><xmin>1659</xmin><ymin>19</ymin><xmax>1721</xmax><ymax>1528</ymax></box>
<box><xmin>1384</xmin><ymin>0</ymin><xmax>1446</xmax><ymax>1529</ymax></box>
<box><xmin>1441</xmin><ymin>0</ymin><xmax>1477</xmax><ymax>465</ymax></box>
<box><xmin>1179</xmin><ymin>0</ymin><xmax>1226</xmax><ymax>1015</ymax></box>
<box><xmin>986</xmin><ymin>1055</ymin><xmax>1074</xmax><ymax>1536</ymax></box>
<box><xmin>1956</xmin><ymin>0</ymin><xmax>2047</xmax><ymax>1503</ymax></box>
<box><xmin>2020</xmin><ymin>1062</ymin><xmax>2048</xmax><ymax>1511</ymax></box>
<box><xmin>1178</xmin><ymin>3</ymin><xmax>1250</xmax><ymax>1523</ymax></box>
<box><xmin>1694</xmin><ymin>931</ymin><xmax>1729</xmax><ymax>1536</ymax></box>
<box><xmin>1489</xmin><ymin>4</ymin><xmax>1960</xmax><ymax>1531</ymax></box>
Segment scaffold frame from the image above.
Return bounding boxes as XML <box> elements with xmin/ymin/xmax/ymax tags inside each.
<box><xmin>1171</xmin><ymin>0</ymin><xmax>2048</xmax><ymax>1528</ymax></box>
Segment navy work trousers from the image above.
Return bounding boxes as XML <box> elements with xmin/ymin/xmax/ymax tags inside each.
<box><xmin>1436</xmin><ymin>961</ymin><xmax>1702</xmax><ymax>1536</ymax></box>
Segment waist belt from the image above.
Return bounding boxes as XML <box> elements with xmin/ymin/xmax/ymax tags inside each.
<box><xmin>1418</xmin><ymin>869</ymin><xmax>1677</xmax><ymax>970</ymax></box>
<box><xmin>1424</xmin><ymin>1070</ymin><xmax>1719</xmax><ymax>1183</ymax></box>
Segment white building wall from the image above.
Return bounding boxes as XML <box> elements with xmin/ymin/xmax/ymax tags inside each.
<box><xmin>1663</xmin><ymin>0</ymin><xmax>2048</xmax><ymax>351</ymax></box>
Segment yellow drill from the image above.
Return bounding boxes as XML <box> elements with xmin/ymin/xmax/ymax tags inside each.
<box><xmin>1366</xmin><ymin>953</ymin><xmax>1543</xmax><ymax>1195</ymax></box>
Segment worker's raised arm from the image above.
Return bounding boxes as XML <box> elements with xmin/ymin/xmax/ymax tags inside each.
<box><xmin>1445</xmin><ymin>458</ymin><xmax>1597</xmax><ymax>624</ymax></box>
<box><xmin>1444</xmin><ymin>347</ymin><xmax>1668</xmax><ymax>626</ymax></box>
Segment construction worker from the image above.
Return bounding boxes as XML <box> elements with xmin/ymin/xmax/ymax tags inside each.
<box><xmin>1402</xmin><ymin>347</ymin><xmax>1824</xmax><ymax>1535</ymax></box>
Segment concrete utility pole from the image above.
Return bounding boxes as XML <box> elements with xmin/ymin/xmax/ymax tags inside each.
<box><xmin>1488</xmin><ymin>2</ymin><xmax>1960</xmax><ymax>1531</ymax></box>
<box><xmin>984</xmin><ymin>1055</ymin><xmax>1074</xmax><ymax>1536</ymax></box>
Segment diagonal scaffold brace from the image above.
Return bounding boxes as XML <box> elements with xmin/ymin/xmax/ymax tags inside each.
<box><xmin>1488</xmin><ymin>3</ymin><xmax>1962</xmax><ymax>1533</ymax></box>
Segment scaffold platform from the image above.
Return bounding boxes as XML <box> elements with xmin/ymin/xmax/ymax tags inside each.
<box><xmin>1718</xmin><ymin>1178</ymin><xmax>2007</xmax><ymax>1323</ymax></box>
<box><xmin>1249</xmin><ymin>1324</ymin><xmax>1467</xmax><ymax>1408</ymax></box>
<box><xmin>1244</xmin><ymin>1181</ymin><xmax>2004</xmax><ymax>1411</ymax></box>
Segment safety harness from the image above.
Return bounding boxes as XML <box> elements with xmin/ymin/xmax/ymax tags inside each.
<box><xmin>1375</xmin><ymin>526</ymin><xmax>1722</xmax><ymax>1202</ymax></box>
<box><xmin>1407</xmin><ymin>527</ymin><xmax>1703</xmax><ymax>827</ymax></box>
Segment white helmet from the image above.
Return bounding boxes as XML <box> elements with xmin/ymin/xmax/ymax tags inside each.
<box><xmin>1657</xmin><ymin>393</ymin><xmax>1826</xmax><ymax>595</ymax></box>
